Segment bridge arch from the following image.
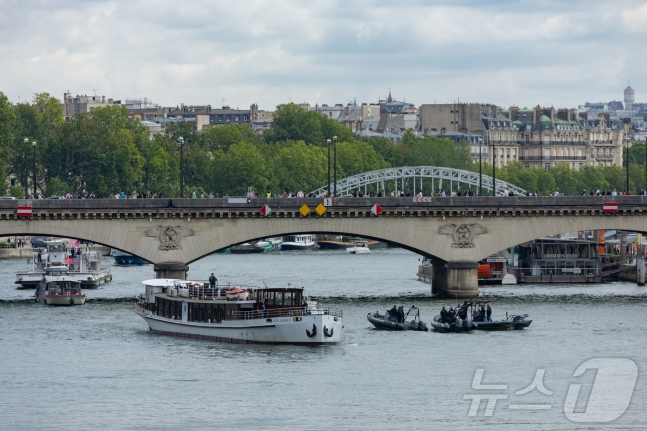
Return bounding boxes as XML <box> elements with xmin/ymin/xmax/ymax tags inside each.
<box><xmin>310</xmin><ymin>166</ymin><xmax>526</xmax><ymax>197</ymax></box>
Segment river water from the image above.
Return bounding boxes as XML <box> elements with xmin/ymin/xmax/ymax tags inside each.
<box><xmin>1</xmin><ymin>248</ymin><xmax>645</xmax><ymax>430</ymax></box>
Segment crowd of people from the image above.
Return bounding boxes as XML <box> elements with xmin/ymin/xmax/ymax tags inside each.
<box><xmin>439</xmin><ymin>301</ymin><xmax>493</xmax><ymax>324</ymax></box>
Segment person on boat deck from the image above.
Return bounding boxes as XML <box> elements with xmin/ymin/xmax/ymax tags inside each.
<box><xmin>259</xmin><ymin>299</ymin><xmax>266</xmax><ymax>318</ymax></box>
<box><xmin>440</xmin><ymin>306</ymin><xmax>447</xmax><ymax>323</ymax></box>
<box><xmin>302</xmin><ymin>298</ymin><xmax>308</xmax><ymax>313</ymax></box>
<box><xmin>447</xmin><ymin>307</ymin><xmax>454</xmax><ymax>323</ymax></box>
<box><xmin>486</xmin><ymin>305</ymin><xmax>492</xmax><ymax>322</ymax></box>
<box><xmin>398</xmin><ymin>306</ymin><xmax>405</xmax><ymax>323</ymax></box>
<box><xmin>390</xmin><ymin>305</ymin><xmax>398</xmax><ymax>320</ymax></box>
<box><xmin>37</xmin><ymin>249</ymin><xmax>42</xmax><ymax>263</ymax></box>
<box><xmin>209</xmin><ymin>273</ymin><xmax>217</xmax><ymax>288</ymax></box>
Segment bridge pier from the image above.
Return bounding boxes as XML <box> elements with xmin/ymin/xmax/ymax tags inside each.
<box><xmin>153</xmin><ymin>263</ymin><xmax>189</xmax><ymax>280</ymax></box>
<box><xmin>432</xmin><ymin>261</ymin><xmax>479</xmax><ymax>299</ymax></box>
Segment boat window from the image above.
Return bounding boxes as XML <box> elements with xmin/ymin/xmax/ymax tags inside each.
<box><xmin>48</xmin><ymin>244</ymin><xmax>65</xmax><ymax>252</ymax></box>
<box><xmin>165</xmin><ymin>302</ymin><xmax>170</xmax><ymax>318</ymax></box>
<box><xmin>176</xmin><ymin>303</ymin><xmax>182</xmax><ymax>320</ymax></box>
<box><xmin>284</xmin><ymin>292</ymin><xmax>292</xmax><ymax>306</ymax></box>
<box><xmin>206</xmin><ymin>307</ymin><xmax>211</xmax><ymax>322</ymax></box>
<box><xmin>192</xmin><ymin>307</ymin><xmax>198</xmax><ymax>322</ymax></box>
<box><xmin>200</xmin><ymin>307</ymin><xmax>205</xmax><ymax>322</ymax></box>
<box><xmin>265</xmin><ymin>291</ymin><xmax>275</xmax><ymax>305</ymax></box>
<box><xmin>275</xmin><ymin>291</ymin><xmax>283</xmax><ymax>306</ymax></box>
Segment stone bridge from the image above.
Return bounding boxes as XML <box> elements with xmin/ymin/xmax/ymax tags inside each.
<box><xmin>2</xmin><ymin>196</ymin><xmax>647</xmax><ymax>298</ymax></box>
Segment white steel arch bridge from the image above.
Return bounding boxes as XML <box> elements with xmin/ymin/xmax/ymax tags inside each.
<box><xmin>310</xmin><ymin>166</ymin><xmax>527</xmax><ymax>197</ymax></box>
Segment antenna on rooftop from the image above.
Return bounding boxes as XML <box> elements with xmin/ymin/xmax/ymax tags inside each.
<box><xmin>221</xmin><ymin>97</ymin><xmax>226</xmax><ymax>106</ymax></box>
<box><xmin>93</xmin><ymin>89</ymin><xmax>99</xmax><ymax>96</ymax></box>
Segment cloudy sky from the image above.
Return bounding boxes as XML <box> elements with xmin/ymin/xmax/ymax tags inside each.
<box><xmin>1</xmin><ymin>0</ymin><xmax>646</xmax><ymax>110</ymax></box>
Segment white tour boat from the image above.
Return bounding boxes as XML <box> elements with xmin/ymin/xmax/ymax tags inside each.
<box><xmin>135</xmin><ymin>279</ymin><xmax>342</xmax><ymax>345</ymax></box>
<box><xmin>281</xmin><ymin>235</ymin><xmax>314</xmax><ymax>251</ymax></box>
<box><xmin>346</xmin><ymin>242</ymin><xmax>371</xmax><ymax>254</ymax></box>
<box><xmin>35</xmin><ymin>268</ymin><xmax>86</xmax><ymax>306</ymax></box>
<box><xmin>16</xmin><ymin>240</ymin><xmax>112</xmax><ymax>288</ymax></box>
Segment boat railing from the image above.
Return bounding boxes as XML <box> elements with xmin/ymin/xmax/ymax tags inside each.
<box><xmin>231</xmin><ymin>307</ymin><xmax>343</xmax><ymax>320</ymax></box>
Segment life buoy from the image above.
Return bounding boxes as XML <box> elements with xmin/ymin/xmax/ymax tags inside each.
<box><xmin>604</xmin><ymin>257</ymin><xmax>610</xmax><ymax>264</ymax></box>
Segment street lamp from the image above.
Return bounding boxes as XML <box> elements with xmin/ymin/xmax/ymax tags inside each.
<box><xmin>326</xmin><ymin>139</ymin><xmax>331</xmax><ymax>197</ymax></box>
<box><xmin>333</xmin><ymin>136</ymin><xmax>338</xmax><ymax>197</ymax></box>
<box><xmin>32</xmin><ymin>141</ymin><xmax>37</xmax><ymax>198</ymax></box>
<box><xmin>492</xmin><ymin>141</ymin><xmax>496</xmax><ymax>196</ymax></box>
<box><xmin>177</xmin><ymin>136</ymin><xmax>184</xmax><ymax>198</ymax></box>
<box><xmin>626</xmin><ymin>134</ymin><xmax>630</xmax><ymax>194</ymax></box>
<box><xmin>23</xmin><ymin>138</ymin><xmax>29</xmax><ymax>197</ymax></box>
<box><xmin>478</xmin><ymin>137</ymin><xmax>483</xmax><ymax>196</ymax></box>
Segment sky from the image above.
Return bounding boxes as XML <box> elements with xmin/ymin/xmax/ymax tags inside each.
<box><xmin>1</xmin><ymin>0</ymin><xmax>646</xmax><ymax>110</ymax></box>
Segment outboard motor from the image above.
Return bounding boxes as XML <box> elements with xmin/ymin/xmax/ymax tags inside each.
<box><xmin>512</xmin><ymin>315</ymin><xmax>524</xmax><ymax>330</ymax></box>
<box><xmin>418</xmin><ymin>321</ymin><xmax>428</xmax><ymax>331</ymax></box>
<box><xmin>465</xmin><ymin>317</ymin><xmax>473</xmax><ymax>332</ymax></box>
<box><xmin>455</xmin><ymin>317</ymin><xmax>463</xmax><ymax>333</ymax></box>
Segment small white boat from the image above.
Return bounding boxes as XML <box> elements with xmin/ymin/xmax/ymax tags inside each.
<box><xmin>282</xmin><ymin>235</ymin><xmax>314</xmax><ymax>251</ymax></box>
<box><xmin>225</xmin><ymin>287</ymin><xmax>250</xmax><ymax>300</ymax></box>
<box><xmin>346</xmin><ymin>242</ymin><xmax>370</xmax><ymax>254</ymax></box>
<box><xmin>35</xmin><ymin>269</ymin><xmax>86</xmax><ymax>306</ymax></box>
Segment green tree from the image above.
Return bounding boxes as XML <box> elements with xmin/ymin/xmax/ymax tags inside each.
<box><xmin>271</xmin><ymin>141</ymin><xmax>327</xmax><ymax>192</ymax></box>
<box><xmin>550</xmin><ymin>163</ymin><xmax>579</xmax><ymax>195</ymax></box>
<box><xmin>265</xmin><ymin>103</ymin><xmax>354</xmax><ymax>145</ymax></box>
<box><xmin>334</xmin><ymin>140</ymin><xmax>389</xmax><ymax>179</ymax></box>
<box><xmin>0</xmin><ymin>92</ymin><xmax>16</xmax><ymax>190</ymax></box>
<box><xmin>201</xmin><ymin>124</ymin><xmax>257</xmax><ymax>151</ymax></box>
<box><xmin>213</xmin><ymin>141</ymin><xmax>276</xmax><ymax>195</ymax></box>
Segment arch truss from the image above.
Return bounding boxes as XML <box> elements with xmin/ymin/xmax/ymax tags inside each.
<box><xmin>310</xmin><ymin>166</ymin><xmax>527</xmax><ymax>197</ymax></box>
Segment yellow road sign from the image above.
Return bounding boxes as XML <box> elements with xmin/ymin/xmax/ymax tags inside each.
<box><xmin>315</xmin><ymin>203</ymin><xmax>327</xmax><ymax>216</ymax></box>
<box><xmin>299</xmin><ymin>204</ymin><xmax>311</xmax><ymax>217</ymax></box>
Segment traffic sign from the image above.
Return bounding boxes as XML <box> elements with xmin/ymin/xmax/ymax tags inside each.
<box><xmin>17</xmin><ymin>206</ymin><xmax>32</xmax><ymax>217</ymax></box>
<box><xmin>371</xmin><ymin>204</ymin><xmax>382</xmax><ymax>216</ymax></box>
<box><xmin>299</xmin><ymin>204</ymin><xmax>311</xmax><ymax>217</ymax></box>
<box><xmin>260</xmin><ymin>204</ymin><xmax>271</xmax><ymax>216</ymax></box>
<box><xmin>315</xmin><ymin>204</ymin><xmax>327</xmax><ymax>216</ymax></box>
<box><xmin>603</xmin><ymin>202</ymin><xmax>618</xmax><ymax>213</ymax></box>
<box><xmin>323</xmin><ymin>197</ymin><xmax>333</xmax><ymax>207</ymax></box>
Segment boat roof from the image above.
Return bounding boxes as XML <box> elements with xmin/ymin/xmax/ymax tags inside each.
<box><xmin>142</xmin><ymin>278</ymin><xmax>182</xmax><ymax>286</ymax></box>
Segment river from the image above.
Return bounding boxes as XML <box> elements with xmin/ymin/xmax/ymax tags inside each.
<box><xmin>0</xmin><ymin>248</ymin><xmax>645</xmax><ymax>430</ymax></box>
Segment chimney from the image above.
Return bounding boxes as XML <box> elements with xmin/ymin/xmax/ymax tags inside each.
<box><xmin>509</xmin><ymin>106</ymin><xmax>518</xmax><ymax>121</ymax></box>
<box><xmin>533</xmin><ymin>105</ymin><xmax>541</xmax><ymax>123</ymax></box>
<box><xmin>557</xmin><ymin>108</ymin><xmax>569</xmax><ymax>121</ymax></box>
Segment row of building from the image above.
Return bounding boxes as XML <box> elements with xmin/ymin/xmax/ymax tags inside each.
<box><xmin>60</xmin><ymin>86</ymin><xmax>647</xmax><ymax>171</ymax></box>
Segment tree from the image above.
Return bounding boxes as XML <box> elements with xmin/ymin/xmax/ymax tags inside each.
<box><xmin>0</xmin><ymin>93</ymin><xmax>16</xmax><ymax>192</ymax></box>
<box><xmin>265</xmin><ymin>103</ymin><xmax>354</xmax><ymax>146</ymax></box>
<box><xmin>550</xmin><ymin>163</ymin><xmax>579</xmax><ymax>195</ymax></box>
<box><xmin>271</xmin><ymin>141</ymin><xmax>327</xmax><ymax>192</ymax></box>
<box><xmin>334</xmin><ymin>141</ymin><xmax>389</xmax><ymax>179</ymax></box>
<box><xmin>213</xmin><ymin>141</ymin><xmax>276</xmax><ymax>195</ymax></box>
<box><xmin>201</xmin><ymin>124</ymin><xmax>257</xmax><ymax>151</ymax></box>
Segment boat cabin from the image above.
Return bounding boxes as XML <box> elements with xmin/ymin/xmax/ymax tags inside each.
<box><xmin>514</xmin><ymin>238</ymin><xmax>600</xmax><ymax>283</ymax></box>
<box><xmin>139</xmin><ymin>279</ymin><xmax>312</xmax><ymax>324</ymax></box>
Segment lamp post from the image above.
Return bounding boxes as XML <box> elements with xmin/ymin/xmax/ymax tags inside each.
<box><xmin>32</xmin><ymin>141</ymin><xmax>37</xmax><ymax>198</ymax></box>
<box><xmin>333</xmin><ymin>136</ymin><xmax>337</xmax><ymax>197</ymax></box>
<box><xmin>644</xmin><ymin>137</ymin><xmax>647</xmax><ymax>195</ymax></box>
<box><xmin>327</xmin><ymin>139</ymin><xmax>331</xmax><ymax>197</ymax></box>
<box><xmin>23</xmin><ymin>138</ymin><xmax>29</xmax><ymax>197</ymax></box>
<box><xmin>626</xmin><ymin>135</ymin><xmax>629</xmax><ymax>194</ymax></box>
<box><xmin>177</xmin><ymin>136</ymin><xmax>184</xmax><ymax>198</ymax></box>
<box><xmin>478</xmin><ymin>137</ymin><xmax>483</xmax><ymax>196</ymax></box>
<box><xmin>492</xmin><ymin>142</ymin><xmax>496</xmax><ymax>196</ymax></box>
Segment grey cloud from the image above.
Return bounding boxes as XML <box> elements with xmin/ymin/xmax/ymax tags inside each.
<box><xmin>0</xmin><ymin>0</ymin><xmax>645</xmax><ymax>109</ymax></box>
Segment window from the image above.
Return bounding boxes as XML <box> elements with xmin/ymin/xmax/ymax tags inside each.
<box><xmin>226</xmin><ymin>115</ymin><xmax>231</xmax><ymax>122</ymax></box>
<box><xmin>525</xmin><ymin>135</ymin><xmax>530</xmax><ymax>144</ymax></box>
<box><xmin>243</xmin><ymin>116</ymin><xmax>247</xmax><ymax>121</ymax></box>
<box><xmin>524</xmin><ymin>163</ymin><xmax>529</xmax><ymax>169</ymax></box>
<box><xmin>219</xmin><ymin>115</ymin><xmax>223</xmax><ymax>121</ymax></box>
<box><xmin>235</xmin><ymin>115</ymin><xmax>239</xmax><ymax>121</ymax></box>
<box><xmin>545</xmin><ymin>163</ymin><xmax>550</xmax><ymax>170</ymax></box>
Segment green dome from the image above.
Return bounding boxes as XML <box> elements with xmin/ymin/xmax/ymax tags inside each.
<box><xmin>538</xmin><ymin>114</ymin><xmax>551</xmax><ymax>122</ymax></box>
